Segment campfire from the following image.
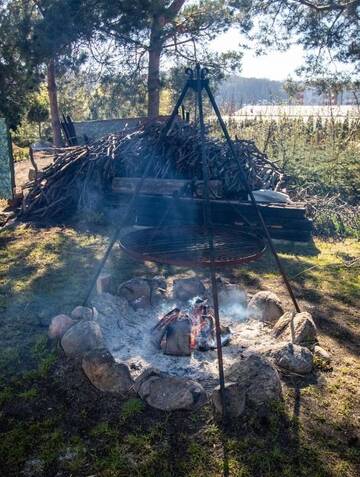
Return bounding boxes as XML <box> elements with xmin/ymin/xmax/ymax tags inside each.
<box><xmin>49</xmin><ymin>273</ymin><xmax>319</xmax><ymax>413</ymax></box>
<box><xmin>151</xmin><ymin>299</ymin><xmax>231</xmax><ymax>356</ymax></box>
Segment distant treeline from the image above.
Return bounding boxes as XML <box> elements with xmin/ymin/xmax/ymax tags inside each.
<box><xmin>216</xmin><ymin>77</ymin><xmax>288</xmax><ymax>111</ymax></box>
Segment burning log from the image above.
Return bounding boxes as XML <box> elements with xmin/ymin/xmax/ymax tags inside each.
<box><xmin>18</xmin><ymin>121</ymin><xmax>284</xmax><ymax>221</ymax></box>
<box><xmin>151</xmin><ymin>308</ymin><xmax>181</xmax><ymax>349</ymax></box>
<box><xmin>152</xmin><ymin>300</ymin><xmax>231</xmax><ymax>356</ymax></box>
<box><xmin>164</xmin><ymin>318</ymin><xmax>192</xmax><ymax>356</ymax></box>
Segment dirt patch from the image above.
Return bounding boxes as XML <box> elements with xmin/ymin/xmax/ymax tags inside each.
<box><xmin>14</xmin><ymin>152</ymin><xmax>54</xmax><ymax>189</ymax></box>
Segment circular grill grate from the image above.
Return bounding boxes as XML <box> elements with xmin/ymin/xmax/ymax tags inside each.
<box><xmin>119</xmin><ymin>225</ymin><xmax>266</xmax><ymax>267</ymax></box>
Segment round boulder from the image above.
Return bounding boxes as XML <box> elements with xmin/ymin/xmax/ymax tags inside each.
<box><xmin>71</xmin><ymin>305</ymin><xmax>94</xmax><ymax>321</ymax></box>
<box><xmin>82</xmin><ymin>348</ymin><xmax>134</xmax><ymax>395</ymax></box>
<box><xmin>134</xmin><ymin>368</ymin><xmax>207</xmax><ymax>411</ymax></box>
<box><xmin>226</xmin><ymin>353</ymin><xmax>282</xmax><ymax>411</ymax></box>
<box><xmin>272</xmin><ymin>343</ymin><xmax>313</xmax><ymax>374</ymax></box>
<box><xmin>118</xmin><ymin>278</ymin><xmax>151</xmax><ymax>309</ymax></box>
<box><xmin>61</xmin><ymin>320</ymin><xmax>104</xmax><ymax>359</ymax></box>
<box><xmin>173</xmin><ymin>277</ymin><xmax>205</xmax><ymax>302</ymax></box>
<box><xmin>48</xmin><ymin>314</ymin><xmax>75</xmax><ymax>339</ymax></box>
<box><xmin>212</xmin><ymin>382</ymin><xmax>246</xmax><ymax>417</ymax></box>
<box><xmin>247</xmin><ymin>291</ymin><xmax>284</xmax><ymax>323</ymax></box>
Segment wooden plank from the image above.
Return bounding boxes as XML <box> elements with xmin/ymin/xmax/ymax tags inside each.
<box><xmin>131</xmin><ymin>195</ymin><xmax>307</xmax><ymax>220</ymax></box>
<box><xmin>112</xmin><ymin>177</ymin><xmax>223</xmax><ymax>199</ymax></box>
<box><xmin>135</xmin><ymin>215</ymin><xmax>312</xmax><ymax>242</ymax></box>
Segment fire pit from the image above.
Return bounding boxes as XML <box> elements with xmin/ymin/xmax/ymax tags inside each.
<box><xmin>88</xmin><ymin>278</ymin><xmax>281</xmax><ymax>387</ymax></box>
<box><xmin>51</xmin><ymin>275</ymin><xmax>319</xmax><ymax>413</ymax></box>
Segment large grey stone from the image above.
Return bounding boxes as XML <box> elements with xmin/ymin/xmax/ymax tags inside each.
<box><xmin>118</xmin><ymin>278</ymin><xmax>151</xmax><ymax>309</ymax></box>
<box><xmin>61</xmin><ymin>320</ymin><xmax>103</xmax><ymax>358</ymax></box>
<box><xmin>134</xmin><ymin>368</ymin><xmax>207</xmax><ymax>411</ymax></box>
<box><xmin>247</xmin><ymin>291</ymin><xmax>284</xmax><ymax>323</ymax></box>
<box><xmin>272</xmin><ymin>343</ymin><xmax>313</xmax><ymax>374</ymax></box>
<box><xmin>226</xmin><ymin>353</ymin><xmax>282</xmax><ymax>410</ymax></box>
<box><xmin>212</xmin><ymin>382</ymin><xmax>246</xmax><ymax>417</ymax></box>
<box><xmin>173</xmin><ymin>277</ymin><xmax>205</xmax><ymax>302</ymax></box>
<box><xmin>272</xmin><ymin>311</ymin><xmax>317</xmax><ymax>346</ymax></box>
<box><xmin>82</xmin><ymin>348</ymin><xmax>134</xmax><ymax>395</ymax></box>
<box><xmin>48</xmin><ymin>314</ymin><xmax>75</xmax><ymax>339</ymax></box>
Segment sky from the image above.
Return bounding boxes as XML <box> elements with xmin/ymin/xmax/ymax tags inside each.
<box><xmin>210</xmin><ymin>29</ymin><xmax>349</xmax><ymax>81</ymax></box>
<box><xmin>210</xmin><ymin>29</ymin><xmax>304</xmax><ymax>81</ymax></box>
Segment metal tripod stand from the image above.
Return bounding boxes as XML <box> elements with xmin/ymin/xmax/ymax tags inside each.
<box><xmin>84</xmin><ymin>64</ymin><xmax>301</xmax><ymax>418</ymax></box>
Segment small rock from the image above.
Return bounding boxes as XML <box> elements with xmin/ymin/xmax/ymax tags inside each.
<box><xmin>173</xmin><ymin>277</ymin><xmax>205</xmax><ymax>302</ymax></box>
<box><xmin>135</xmin><ymin>367</ymin><xmax>207</xmax><ymax>411</ymax></box>
<box><xmin>71</xmin><ymin>305</ymin><xmax>94</xmax><ymax>321</ymax></box>
<box><xmin>273</xmin><ymin>311</ymin><xmax>317</xmax><ymax>347</ymax></box>
<box><xmin>313</xmin><ymin>345</ymin><xmax>331</xmax><ymax>364</ymax></box>
<box><xmin>82</xmin><ymin>349</ymin><xmax>134</xmax><ymax>395</ymax></box>
<box><xmin>96</xmin><ymin>273</ymin><xmax>112</xmax><ymax>294</ymax></box>
<box><xmin>212</xmin><ymin>382</ymin><xmax>246</xmax><ymax>417</ymax></box>
<box><xmin>226</xmin><ymin>353</ymin><xmax>282</xmax><ymax>411</ymax></box>
<box><xmin>272</xmin><ymin>343</ymin><xmax>313</xmax><ymax>374</ymax></box>
<box><xmin>247</xmin><ymin>291</ymin><xmax>284</xmax><ymax>323</ymax></box>
<box><xmin>57</xmin><ymin>447</ymin><xmax>82</xmax><ymax>471</ymax></box>
<box><xmin>118</xmin><ymin>278</ymin><xmax>151</xmax><ymax>309</ymax></box>
<box><xmin>48</xmin><ymin>314</ymin><xmax>75</xmax><ymax>339</ymax></box>
<box><xmin>61</xmin><ymin>321</ymin><xmax>104</xmax><ymax>359</ymax></box>
<box><xmin>22</xmin><ymin>458</ymin><xmax>45</xmax><ymax>477</ymax></box>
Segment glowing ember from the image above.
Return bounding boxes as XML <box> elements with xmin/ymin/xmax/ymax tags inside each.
<box><xmin>151</xmin><ymin>299</ymin><xmax>231</xmax><ymax>355</ymax></box>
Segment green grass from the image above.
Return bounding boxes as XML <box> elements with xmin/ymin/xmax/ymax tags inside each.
<box><xmin>120</xmin><ymin>398</ymin><xmax>146</xmax><ymax>421</ymax></box>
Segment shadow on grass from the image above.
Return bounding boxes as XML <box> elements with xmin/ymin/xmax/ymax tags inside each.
<box><xmin>0</xmin><ymin>224</ymin><xmax>156</xmax><ymax>377</ymax></box>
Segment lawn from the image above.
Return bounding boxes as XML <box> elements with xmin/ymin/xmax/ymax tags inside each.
<box><xmin>0</xmin><ymin>222</ymin><xmax>359</xmax><ymax>477</ymax></box>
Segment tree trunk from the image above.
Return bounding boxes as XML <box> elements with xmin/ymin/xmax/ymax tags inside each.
<box><xmin>146</xmin><ymin>2</ymin><xmax>186</xmax><ymax>118</ymax></box>
<box><xmin>47</xmin><ymin>59</ymin><xmax>62</xmax><ymax>147</ymax></box>
<box><xmin>147</xmin><ymin>20</ymin><xmax>163</xmax><ymax>118</ymax></box>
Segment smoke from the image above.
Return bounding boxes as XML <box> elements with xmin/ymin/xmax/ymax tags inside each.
<box><xmin>218</xmin><ymin>287</ymin><xmax>249</xmax><ymax>322</ymax></box>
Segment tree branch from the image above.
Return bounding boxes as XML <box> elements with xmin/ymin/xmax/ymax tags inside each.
<box><xmin>166</xmin><ymin>0</ymin><xmax>187</xmax><ymax>19</ymax></box>
<box><xmin>293</xmin><ymin>0</ymin><xmax>360</xmax><ymax>12</ymax></box>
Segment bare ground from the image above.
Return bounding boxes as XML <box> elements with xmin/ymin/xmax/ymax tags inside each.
<box><xmin>14</xmin><ymin>152</ymin><xmax>54</xmax><ymax>189</ymax></box>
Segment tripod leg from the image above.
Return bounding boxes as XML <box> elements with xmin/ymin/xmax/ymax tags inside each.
<box><xmin>197</xmin><ymin>72</ymin><xmax>227</xmax><ymax>418</ymax></box>
<box><xmin>163</xmin><ymin>81</ymin><xmax>190</xmax><ymax>136</ymax></box>
<box><xmin>205</xmin><ymin>83</ymin><xmax>301</xmax><ymax>313</ymax></box>
<box><xmin>83</xmin><ymin>155</ymin><xmax>158</xmax><ymax>305</ymax></box>
<box><xmin>83</xmin><ymin>80</ymin><xmax>192</xmax><ymax>306</ymax></box>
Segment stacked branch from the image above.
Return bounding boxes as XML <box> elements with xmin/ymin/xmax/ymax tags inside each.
<box><xmin>289</xmin><ymin>189</ymin><xmax>360</xmax><ymax>238</ymax></box>
<box><xmin>19</xmin><ymin>121</ymin><xmax>284</xmax><ymax>221</ymax></box>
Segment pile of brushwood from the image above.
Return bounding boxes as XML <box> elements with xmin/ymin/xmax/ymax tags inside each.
<box><xmin>19</xmin><ymin>121</ymin><xmax>283</xmax><ymax>221</ymax></box>
<box><xmin>291</xmin><ymin>190</ymin><xmax>360</xmax><ymax>239</ymax></box>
